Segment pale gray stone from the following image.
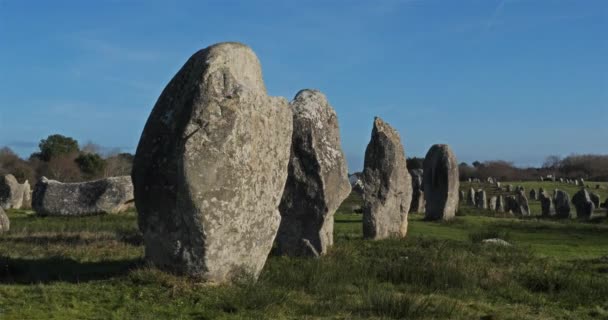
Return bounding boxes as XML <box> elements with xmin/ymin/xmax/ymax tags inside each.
<box><xmin>496</xmin><ymin>195</ymin><xmax>505</xmax><ymax>212</ymax></box>
<box><xmin>132</xmin><ymin>43</ymin><xmax>293</xmax><ymax>282</ymax></box>
<box><xmin>33</xmin><ymin>176</ymin><xmax>134</xmax><ymax>216</ymax></box>
<box><xmin>423</xmin><ymin>144</ymin><xmax>459</xmax><ymax>221</ymax></box>
<box><xmin>362</xmin><ymin>117</ymin><xmax>412</xmax><ymax>239</ymax></box>
<box><xmin>489</xmin><ymin>196</ymin><xmax>497</xmax><ymax>211</ymax></box>
<box><xmin>276</xmin><ymin>89</ymin><xmax>351</xmax><ymax>257</ymax></box>
<box><xmin>482</xmin><ymin>238</ymin><xmax>512</xmax><ymax>246</ymax></box>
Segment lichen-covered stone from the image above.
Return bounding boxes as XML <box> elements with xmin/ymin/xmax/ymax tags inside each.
<box><xmin>361</xmin><ymin>117</ymin><xmax>412</xmax><ymax>239</ymax></box>
<box><xmin>32</xmin><ymin>176</ymin><xmax>134</xmax><ymax>216</ymax></box>
<box><xmin>276</xmin><ymin>89</ymin><xmax>351</xmax><ymax>257</ymax></box>
<box><xmin>132</xmin><ymin>43</ymin><xmax>292</xmax><ymax>283</ymax></box>
<box><xmin>423</xmin><ymin>144</ymin><xmax>459</xmax><ymax>221</ymax></box>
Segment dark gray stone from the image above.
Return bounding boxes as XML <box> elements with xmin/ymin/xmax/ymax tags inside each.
<box><xmin>475</xmin><ymin>189</ymin><xmax>487</xmax><ymax>209</ymax></box>
<box><xmin>572</xmin><ymin>189</ymin><xmax>595</xmax><ymax>220</ymax></box>
<box><xmin>553</xmin><ymin>189</ymin><xmax>572</xmax><ymax>219</ymax></box>
<box><xmin>277</xmin><ymin>89</ymin><xmax>351</xmax><ymax>257</ymax></box>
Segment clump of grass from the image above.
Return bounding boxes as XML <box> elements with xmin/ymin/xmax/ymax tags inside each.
<box><xmin>360</xmin><ymin>286</ymin><xmax>458</xmax><ymax>319</ymax></box>
<box><xmin>469</xmin><ymin>228</ymin><xmax>511</xmax><ymax>243</ymax></box>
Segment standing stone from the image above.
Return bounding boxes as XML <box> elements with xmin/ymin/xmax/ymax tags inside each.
<box><xmin>0</xmin><ymin>174</ymin><xmax>25</xmax><ymax>210</ymax></box>
<box><xmin>539</xmin><ymin>191</ymin><xmax>555</xmax><ymax>217</ymax></box>
<box><xmin>475</xmin><ymin>189</ymin><xmax>487</xmax><ymax>209</ymax></box>
<box><xmin>572</xmin><ymin>189</ymin><xmax>595</xmax><ymax>220</ymax></box>
<box><xmin>553</xmin><ymin>189</ymin><xmax>572</xmax><ymax>219</ymax></box>
<box><xmin>559</xmin><ymin>178</ymin><xmax>564</xmax><ymax>183</ymax></box>
<box><xmin>506</xmin><ymin>191</ymin><xmax>530</xmax><ymax>216</ymax></box>
<box><xmin>277</xmin><ymin>89</ymin><xmax>351</xmax><ymax>257</ymax></box>
<box><xmin>589</xmin><ymin>192</ymin><xmax>600</xmax><ymax>208</ymax></box>
<box><xmin>575</xmin><ymin>180</ymin><xmax>579</xmax><ymax>186</ymax></box>
<box><xmin>423</xmin><ymin>144</ymin><xmax>459</xmax><ymax>221</ymax></box>
<box><xmin>489</xmin><ymin>196</ymin><xmax>497</xmax><ymax>211</ymax></box>
<box><xmin>21</xmin><ymin>181</ymin><xmax>31</xmax><ymax>209</ymax></box>
<box><xmin>132</xmin><ymin>43</ymin><xmax>293</xmax><ymax>282</ymax></box>
<box><xmin>496</xmin><ymin>195</ymin><xmax>505</xmax><ymax>212</ymax></box>
<box><xmin>0</xmin><ymin>206</ymin><xmax>9</xmax><ymax>233</ymax></box>
<box><xmin>596</xmin><ymin>184</ymin><xmax>601</xmax><ymax>190</ymax></box>
<box><xmin>506</xmin><ymin>185</ymin><xmax>513</xmax><ymax>192</ymax></box>
<box><xmin>467</xmin><ymin>188</ymin><xmax>476</xmax><ymax>206</ymax></box>
<box><xmin>409</xmin><ymin>169</ymin><xmax>425</xmax><ymax>213</ymax></box>
<box><xmin>459</xmin><ymin>190</ymin><xmax>465</xmax><ymax>202</ymax></box>
<box><xmin>361</xmin><ymin>117</ymin><xmax>412</xmax><ymax>239</ymax></box>
<box><xmin>529</xmin><ymin>189</ymin><xmax>537</xmax><ymax>201</ymax></box>
<box><xmin>496</xmin><ymin>181</ymin><xmax>501</xmax><ymax>188</ymax></box>
<box><xmin>33</xmin><ymin>176</ymin><xmax>135</xmax><ymax>216</ymax></box>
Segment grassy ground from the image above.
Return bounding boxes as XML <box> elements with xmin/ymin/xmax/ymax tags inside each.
<box><xmin>1</xmin><ymin>181</ymin><xmax>608</xmax><ymax>319</ymax></box>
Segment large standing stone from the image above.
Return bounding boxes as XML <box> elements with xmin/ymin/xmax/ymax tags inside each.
<box><xmin>32</xmin><ymin>176</ymin><xmax>134</xmax><ymax>216</ymax></box>
<box><xmin>475</xmin><ymin>189</ymin><xmax>487</xmax><ymax>209</ymax></box>
<box><xmin>572</xmin><ymin>189</ymin><xmax>595</xmax><ymax>220</ymax></box>
<box><xmin>0</xmin><ymin>206</ymin><xmax>9</xmax><ymax>233</ymax></box>
<box><xmin>361</xmin><ymin>117</ymin><xmax>412</xmax><ymax>239</ymax></box>
<box><xmin>21</xmin><ymin>181</ymin><xmax>31</xmax><ymax>209</ymax></box>
<box><xmin>0</xmin><ymin>174</ymin><xmax>26</xmax><ymax>210</ymax></box>
<box><xmin>553</xmin><ymin>189</ymin><xmax>572</xmax><ymax>219</ymax></box>
<box><xmin>132</xmin><ymin>43</ymin><xmax>293</xmax><ymax>282</ymax></box>
<box><xmin>539</xmin><ymin>191</ymin><xmax>555</xmax><ymax>217</ymax></box>
<box><xmin>276</xmin><ymin>89</ymin><xmax>351</xmax><ymax>257</ymax></box>
<box><xmin>506</xmin><ymin>185</ymin><xmax>513</xmax><ymax>192</ymax></box>
<box><xmin>423</xmin><ymin>144</ymin><xmax>459</xmax><ymax>221</ymax></box>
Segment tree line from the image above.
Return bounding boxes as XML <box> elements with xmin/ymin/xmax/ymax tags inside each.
<box><xmin>0</xmin><ymin>134</ymin><xmax>133</xmax><ymax>183</ymax></box>
<box><xmin>2</xmin><ymin>134</ymin><xmax>607</xmax><ymax>184</ymax></box>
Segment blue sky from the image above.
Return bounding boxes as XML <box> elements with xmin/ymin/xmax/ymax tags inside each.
<box><xmin>0</xmin><ymin>0</ymin><xmax>606</xmax><ymax>171</ymax></box>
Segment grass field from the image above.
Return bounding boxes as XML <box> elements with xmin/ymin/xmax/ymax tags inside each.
<box><xmin>1</xmin><ymin>181</ymin><xmax>608</xmax><ymax>319</ymax></box>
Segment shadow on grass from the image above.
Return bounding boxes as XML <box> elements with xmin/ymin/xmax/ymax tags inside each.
<box><xmin>0</xmin><ymin>256</ymin><xmax>143</xmax><ymax>284</ymax></box>
<box><xmin>0</xmin><ymin>231</ymin><xmax>144</xmax><ymax>246</ymax></box>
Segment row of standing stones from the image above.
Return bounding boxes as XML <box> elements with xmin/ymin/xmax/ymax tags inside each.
<box><xmin>0</xmin><ymin>42</ymin><xmax>461</xmax><ymax>283</ymax></box>
<box><xmin>460</xmin><ymin>184</ymin><xmax>606</xmax><ymax>219</ymax></box>
<box><xmin>129</xmin><ymin>42</ymin><xmax>460</xmax><ymax>283</ymax></box>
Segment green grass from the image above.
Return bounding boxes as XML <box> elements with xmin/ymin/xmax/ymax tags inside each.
<box><xmin>1</xmin><ymin>184</ymin><xmax>608</xmax><ymax>319</ymax></box>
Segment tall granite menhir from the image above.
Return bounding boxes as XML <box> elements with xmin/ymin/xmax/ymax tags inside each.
<box><xmin>361</xmin><ymin>117</ymin><xmax>412</xmax><ymax>239</ymax></box>
<box><xmin>132</xmin><ymin>43</ymin><xmax>293</xmax><ymax>283</ymax></box>
<box><xmin>423</xmin><ymin>144</ymin><xmax>459</xmax><ymax>220</ymax></box>
<box><xmin>277</xmin><ymin>89</ymin><xmax>351</xmax><ymax>257</ymax></box>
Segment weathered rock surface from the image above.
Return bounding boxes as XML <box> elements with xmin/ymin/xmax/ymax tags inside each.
<box><xmin>475</xmin><ymin>189</ymin><xmax>487</xmax><ymax>209</ymax></box>
<box><xmin>482</xmin><ymin>238</ymin><xmax>512</xmax><ymax>246</ymax></box>
<box><xmin>131</xmin><ymin>43</ymin><xmax>293</xmax><ymax>282</ymax></box>
<box><xmin>0</xmin><ymin>206</ymin><xmax>9</xmax><ymax>233</ymax></box>
<box><xmin>361</xmin><ymin>117</ymin><xmax>412</xmax><ymax>239</ymax></box>
<box><xmin>276</xmin><ymin>89</ymin><xmax>351</xmax><ymax>257</ymax></box>
<box><xmin>21</xmin><ymin>181</ymin><xmax>31</xmax><ymax>209</ymax></box>
<box><xmin>348</xmin><ymin>173</ymin><xmax>364</xmax><ymax>194</ymax></box>
<box><xmin>423</xmin><ymin>144</ymin><xmax>459</xmax><ymax>221</ymax></box>
<box><xmin>572</xmin><ymin>189</ymin><xmax>595</xmax><ymax>220</ymax></box>
<box><xmin>553</xmin><ymin>189</ymin><xmax>572</xmax><ymax>219</ymax></box>
<box><xmin>33</xmin><ymin>176</ymin><xmax>134</xmax><ymax>216</ymax></box>
<box><xmin>0</xmin><ymin>174</ymin><xmax>27</xmax><ymax>210</ymax></box>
